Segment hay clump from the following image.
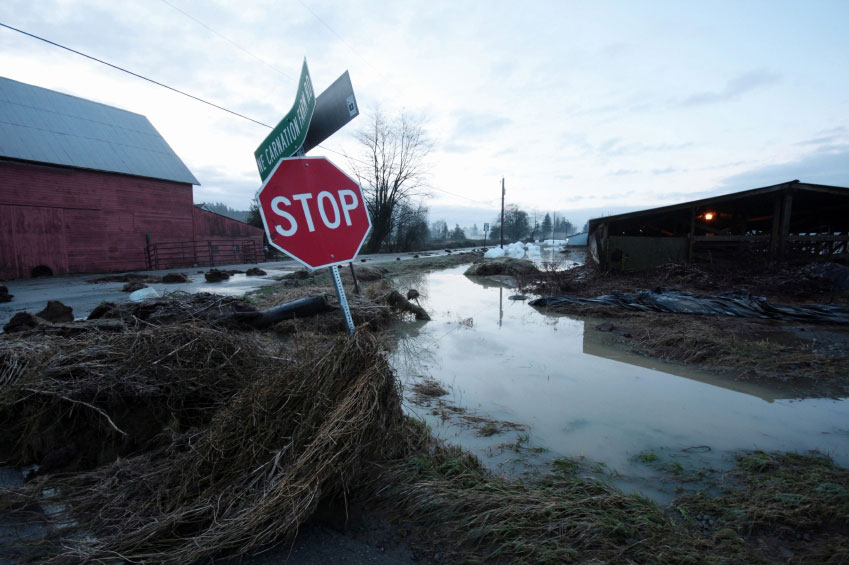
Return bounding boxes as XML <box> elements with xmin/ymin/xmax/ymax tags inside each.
<box><xmin>0</xmin><ymin>328</ymin><xmax>404</xmax><ymax>563</ymax></box>
<box><xmin>88</xmin><ymin>292</ymin><xmax>257</xmax><ymax>328</ymax></box>
<box><xmin>0</xmin><ymin>324</ymin><xmax>274</xmax><ymax>468</ymax></box>
<box><xmin>410</xmin><ymin>378</ymin><xmax>448</xmax><ymax>400</ymax></box>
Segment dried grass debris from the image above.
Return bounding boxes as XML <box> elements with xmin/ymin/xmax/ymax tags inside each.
<box><xmin>0</xmin><ymin>328</ymin><xmax>404</xmax><ymax>564</ymax></box>
<box><xmin>410</xmin><ymin>378</ymin><xmax>448</xmax><ymax>400</ymax></box>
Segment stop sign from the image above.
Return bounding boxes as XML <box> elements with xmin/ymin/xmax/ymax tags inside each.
<box><xmin>256</xmin><ymin>156</ymin><xmax>371</xmax><ymax>269</ymax></box>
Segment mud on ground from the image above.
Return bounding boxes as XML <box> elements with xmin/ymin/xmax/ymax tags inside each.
<box><xmin>2</xmin><ymin>252</ymin><xmax>847</xmax><ymax>563</ymax></box>
<box><xmin>0</xmin><ymin>252</ymin><xmax>490</xmax><ymax>563</ymax></box>
<box><xmin>529</xmin><ymin>261</ymin><xmax>849</xmax><ymax>395</ymax></box>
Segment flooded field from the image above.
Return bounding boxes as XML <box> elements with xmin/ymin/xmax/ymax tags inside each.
<box><xmin>392</xmin><ymin>261</ymin><xmax>849</xmax><ymax>500</ymax></box>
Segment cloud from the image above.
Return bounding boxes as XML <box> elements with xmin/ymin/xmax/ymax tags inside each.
<box><xmin>597</xmin><ymin>42</ymin><xmax>631</xmax><ymax>57</ymax></box>
<box><xmin>680</xmin><ymin>70</ymin><xmax>780</xmax><ymax>106</ymax></box>
<box><xmin>598</xmin><ymin>137</ymin><xmax>623</xmax><ymax>154</ymax></box>
<box><xmin>795</xmin><ymin>135</ymin><xmax>843</xmax><ymax>147</ymax></box>
<box><xmin>442</xmin><ymin>141</ymin><xmax>474</xmax><ymax>154</ymax></box>
<box><xmin>453</xmin><ymin>112</ymin><xmax>512</xmax><ymax>139</ymax></box>
<box><xmin>815</xmin><ymin>126</ymin><xmax>848</xmax><ymax>136</ymax></box>
<box><xmin>192</xmin><ymin>165</ymin><xmax>259</xmax><ymax>208</ymax></box>
<box><xmin>491</xmin><ymin>147</ymin><xmax>518</xmax><ymax>157</ymax></box>
<box><xmin>561</xmin><ymin>205</ymin><xmax>647</xmax><ymax>229</ymax></box>
<box><xmin>595</xmin><ymin>138</ymin><xmax>693</xmax><ymax>157</ymax></box>
<box><xmin>711</xmin><ymin>145</ymin><xmax>849</xmax><ymax>194</ymax></box>
<box><xmin>651</xmin><ymin>189</ymin><xmax>717</xmax><ymax>202</ymax></box>
<box><xmin>794</xmin><ymin>127</ymin><xmax>848</xmax><ymax>147</ymax></box>
<box><xmin>652</xmin><ymin>166</ymin><xmax>678</xmax><ymax>175</ymax></box>
<box><xmin>643</xmin><ymin>146</ymin><xmax>849</xmax><ymax>205</ymax></box>
<box><xmin>569</xmin><ymin>103</ymin><xmax>620</xmax><ymax>118</ymax></box>
<box><xmin>610</xmin><ymin>168</ymin><xmax>638</xmax><ymax>176</ymax></box>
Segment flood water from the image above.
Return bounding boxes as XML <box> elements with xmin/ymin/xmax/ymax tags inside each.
<box><xmin>391</xmin><ymin>258</ymin><xmax>849</xmax><ymax>500</ymax></box>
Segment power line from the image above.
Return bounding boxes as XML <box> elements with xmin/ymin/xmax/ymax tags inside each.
<box><xmin>158</xmin><ymin>0</ymin><xmax>292</xmax><ymax>82</ymax></box>
<box><xmin>296</xmin><ymin>0</ymin><xmax>390</xmax><ymax>84</ymax></box>
<box><xmin>0</xmin><ymin>21</ymin><xmax>274</xmax><ymax>128</ymax></box>
<box><xmin>294</xmin><ymin>4</ymin><xmax>483</xmax><ymax>203</ymax></box>
<box><xmin>1</xmin><ymin>21</ymin><xmax>489</xmax><ymax>206</ymax></box>
<box><xmin>315</xmin><ymin>144</ymin><xmax>495</xmax><ymax>205</ymax></box>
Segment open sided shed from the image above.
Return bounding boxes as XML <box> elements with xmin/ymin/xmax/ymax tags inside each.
<box><xmin>0</xmin><ymin>77</ymin><xmax>263</xmax><ymax>279</ymax></box>
<box><xmin>587</xmin><ymin>180</ymin><xmax>849</xmax><ymax>270</ymax></box>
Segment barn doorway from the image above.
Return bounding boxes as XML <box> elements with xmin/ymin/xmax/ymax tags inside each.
<box><xmin>31</xmin><ymin>265</ymin><xmax>54</xmax><ymax>278</ymax></box>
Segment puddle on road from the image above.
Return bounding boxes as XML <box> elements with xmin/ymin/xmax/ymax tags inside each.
<box><xmin>390</xmin><ymin>263</ymin><xmax>849</xmax><ymax>500</ymax></box>
<box><xmin>192</xmin><ymin>272</ymin><xmax>289</xmax><ymax>297</ymax></box>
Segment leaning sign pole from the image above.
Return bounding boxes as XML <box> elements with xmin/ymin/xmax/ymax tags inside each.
<box><xmin>254</xmin><ymin>59</ymin><xmax>364</xmax><ymax>335</ymax></box>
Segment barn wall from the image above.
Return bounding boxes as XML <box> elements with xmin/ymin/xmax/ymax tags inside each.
<box><xmin>190</xmin><ymin>208</ymin><xmax>265</xmax><ymax>268</ymax></box>
<box><xmin>192</xmin><ymin>208</ymin><xmax>264</xmax><ymax>242</ymax></box>
<box><xmin>0</xmin><ymin>160</ymin><xmax>194</xmax><ymax>279</ymax></box>
<box><xmin>604</xmin><ymin>236</ymin><xmax>688</xmax><ymax>271</ymax></box>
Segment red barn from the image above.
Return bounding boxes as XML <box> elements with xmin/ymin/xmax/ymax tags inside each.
<box><xmin>0</xmin><ymin>76</ymin><xmax>264</xmax><ymax>279</ymax></box>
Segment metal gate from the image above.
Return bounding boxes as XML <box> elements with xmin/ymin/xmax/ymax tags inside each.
<box><xmin>145</xmin><ymin>239</ymin><xmax>259</xmax><ymax>270</ymax></box>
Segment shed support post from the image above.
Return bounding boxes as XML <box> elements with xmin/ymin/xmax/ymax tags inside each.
<box><xmin>688</xmin><ymin>207</ymin><xmax>696</xmax><ymax>262</ymax></box>
<box><xmin>778</xmin><ymin>192</ymin><xmax>793</xmax><ymax>259</ymax></box>
<box><xmin>769</xmin><ymin>195</ymin><xmax>782</xmax><ymax>261</ymax></box>
<box><xmin>601</xmin><ymin>222</ymin><xmax>609</xmax><ymax>268</ymax></box>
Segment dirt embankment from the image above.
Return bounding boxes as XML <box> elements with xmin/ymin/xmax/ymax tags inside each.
<box><xmin>528</xmin><ymin>261</ymin><xmax>849</xmax><ymax>395</ymax></box>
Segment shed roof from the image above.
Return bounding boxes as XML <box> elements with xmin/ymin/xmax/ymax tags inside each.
<box><xmin>588</xmin><ymin>180</ymin><xmax>849</xmax><ymax>228</ymax></box>
<box><xmin>0</xmin><ymin>76</ymin><xmax>199</xmax><ymax>185</ymax></box>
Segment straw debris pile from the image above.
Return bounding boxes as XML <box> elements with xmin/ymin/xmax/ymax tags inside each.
<box><xmin>0</xmin><ymin>320</ymin><xmax>404</xmax><ymax>562</ymax></box>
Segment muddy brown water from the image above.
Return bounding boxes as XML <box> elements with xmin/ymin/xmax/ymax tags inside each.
<box><xmin>391</xmin><ymin>260</ymin><xmax>849</xmax><ymax>501</ymax></box>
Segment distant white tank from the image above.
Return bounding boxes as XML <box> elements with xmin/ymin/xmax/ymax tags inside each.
<box><xmin>565</xmin><ymin>232</ymin><xmax>588</xmax><ymax>246</ymax></box>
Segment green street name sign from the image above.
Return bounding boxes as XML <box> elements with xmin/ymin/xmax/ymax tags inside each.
<box><xmin>254</xmin><ymin>59</ymin><xmax>316</xmax><ymax>181</ymax></box>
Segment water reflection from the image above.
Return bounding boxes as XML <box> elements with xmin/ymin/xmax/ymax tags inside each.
<box><xmin>390</xmin><ymin>263</ymin><xmax>849</xmax><ymax>484</ymax></box>
<box><xmin>582</xmin><ymin>327</ymin><xmax>791</xmax><ymax>403</ymax></box>
<box><xmin>498</xmin><ymin>288</ymin><xmax>503</xmax><ymax>328</ymax></box>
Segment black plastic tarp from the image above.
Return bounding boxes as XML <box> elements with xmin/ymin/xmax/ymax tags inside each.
<box><xmin>529</xmin><ymin>288</ymin><xmax>849</xmax><ymax>324</ymax></box>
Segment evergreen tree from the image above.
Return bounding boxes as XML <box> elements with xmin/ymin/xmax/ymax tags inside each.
<box><xmin>246</xmin><ymin>200</ymin><xmax>263</xmax><ymax>229</ymax></box>
<box><xmin>541</xmin><ymin>213</ymin><xmax>553</xmax><ymax>239</ymax></box>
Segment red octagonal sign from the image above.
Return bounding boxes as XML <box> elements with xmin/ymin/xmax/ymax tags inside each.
<box><xmin>256</xmin><ymin>157</ymin><xmax>371</xmax><ymax>269</ymax></box>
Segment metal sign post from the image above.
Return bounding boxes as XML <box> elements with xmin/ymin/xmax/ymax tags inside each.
<box><xmin>254</xmin><ymin>63</ymin><xmax>366</xmax><ymax>337</ymax></box>
<box><xmin>330</xmin><ymin>265</ymin><xmax>355</xmax><ymax>335</ymax></box>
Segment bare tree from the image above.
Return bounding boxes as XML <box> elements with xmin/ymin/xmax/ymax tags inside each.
<box><xmin>492</xmin><ymin>205</ymin><xmax>531</xmax><ymax>242</ymax></box>
<box><xmin>351</xmin><ymin>109</ymin><xmax>432</xmax><ymax>253</ymax></box>
<box><xmin>391</xmin><ymin>203</ymin><xmax>429</xmax><ymax>251</ymax></box>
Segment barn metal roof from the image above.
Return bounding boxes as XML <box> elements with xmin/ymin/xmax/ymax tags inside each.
<box><xmin>0</xmin><ymin>76</ymin><xmax>199</xmax><ymax>185</ymax></box>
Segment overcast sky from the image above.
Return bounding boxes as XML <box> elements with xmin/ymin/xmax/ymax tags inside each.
<box><xmin>2</xmin><ymin>0</ymin><xmax>848</xmax><ymax>230</ymax></box>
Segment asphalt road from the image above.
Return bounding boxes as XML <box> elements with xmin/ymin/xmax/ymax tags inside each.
<box><xmin>0</xmin><ymin>248</ymin><xmax>476</xmax><ymax>328</ymax></box>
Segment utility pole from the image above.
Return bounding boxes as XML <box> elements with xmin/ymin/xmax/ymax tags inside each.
<box><xmin>551</xmin><ymin>212</ymin><xmax>556</xmax><ymax>242</ymax></box>
<box><xmin>500</xmin><ymin>177</ymin><xmax>505</xmax><ymax>248</ymax></box>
